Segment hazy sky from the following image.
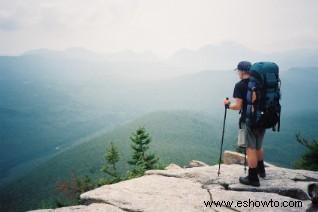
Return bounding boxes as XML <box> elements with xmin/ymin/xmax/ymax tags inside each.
<box><xmin>0</xmin><ymin>0</ymin><xmax>317</xmax><ymax>57</ymax></box>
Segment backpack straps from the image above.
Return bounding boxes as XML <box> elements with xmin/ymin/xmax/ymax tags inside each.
<box><xmin>277</xmin><ymin>112</ymin><xmax>281</xmax><ymax>132</ymax></box>
<box><xmin>277</xmin><ymin>78</ymin><xmax>281</xmax><ymax>132</ymax></box>
<box><xmin>239</xmin><ymin>114</ymin><xmax>243</xmax><ymax>129</ymax></box>
<box><xmin>271</xmin><ymin>111</ymin><xmax>281</xmax><ymax>132</ymax></box>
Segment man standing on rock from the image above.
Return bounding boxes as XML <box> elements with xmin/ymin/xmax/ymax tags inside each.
<box><xmin>223</xmin><ymin>61</ymin><xmax>266</xmax><ymax>187</ymax></box>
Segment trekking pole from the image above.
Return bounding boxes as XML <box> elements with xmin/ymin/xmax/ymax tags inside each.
<box><xmin>244</xmin><ymin>147</ymin><xmax>247</xmax><ymax>174</ymax></box>
<box><xmin>217</xmin><ymin>97</ymin><xmax>229</xmax><ymax>177</ymax></box>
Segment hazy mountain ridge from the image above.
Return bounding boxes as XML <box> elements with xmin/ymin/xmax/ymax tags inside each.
<box><xmin>168</xmin><ymin>44</ymin><xmax>318</xmax><ymax>71</ymax></box>
<box><xmin>17</xmin><ymin>42</ymin><xmax>318</xmax><ymax>75</ymax></box>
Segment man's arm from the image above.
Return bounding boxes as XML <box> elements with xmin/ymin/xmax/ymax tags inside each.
<box><xmin>224</xmin><ymin>98</ymin><xmax>243</xmax><ymax>110</ymax></box>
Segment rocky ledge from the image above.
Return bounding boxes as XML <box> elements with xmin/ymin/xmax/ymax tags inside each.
<box><xmin>31</xmin><ymin>151</ymin><xmax>318</xmax><ymax>212</ymax></box>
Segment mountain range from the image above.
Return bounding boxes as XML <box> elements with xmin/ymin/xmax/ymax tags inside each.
<box><xmin>15</xmin><ymin>42</ymin><xmax>318</xmax><ymax>79</ymax></box>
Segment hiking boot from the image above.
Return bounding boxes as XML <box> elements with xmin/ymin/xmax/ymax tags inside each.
<box><xmin>257</xmin><ymin>160</ymin><xmax>266</xmax><ymax>178</ymax></box>
<box><xmin>239</xmin><ymin>168</ymin><xmax>260</xmax><ymax>187</ymax></box>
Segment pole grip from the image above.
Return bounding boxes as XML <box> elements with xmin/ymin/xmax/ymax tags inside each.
<box><xmin>225</xmin><ymin>97</ymin><xmax>229</xmax><ymax>109</ymax></box>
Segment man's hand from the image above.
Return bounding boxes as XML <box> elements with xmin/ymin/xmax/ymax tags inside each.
<box><xmin>223</xmin><ymin>98</ymin><xmax>231</xmax><ymax>109</ymax></box>
<box><xmin>225</xmin><ymin>98</ymin><xmax>243</xmax><ymax>110</ymax></box>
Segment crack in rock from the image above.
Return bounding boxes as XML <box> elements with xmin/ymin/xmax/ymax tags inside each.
<box><xmin>292</xmin><ymin>175</ymin><xmax>318</xmax><ymax>182</ymax></box>
<box><xmin>81</xmin><ymin>198</ymin><xmax>143</xmax><ymax>212</ymax></box>
<box><xmin>145</xmin><ymin>172</ymin><xmax>182</xmax><ymax>178</ymax></box>
<box><xmin>201</xmin><ymin>184</ymin><xmax>239</xmax><ymax>212</ymax></box>
<box><xmin>202</xmin><ymin>179</ymin><xmax>310</xmax><ymax>201</ymax></box>
<box><xmin>201</xmin><ymin>185</ymin><xmax>213</xmax><ymax>202</ymax></box>
<box><xmin>220</xmin><ymin>183</ymin><xmax>230</xmax><ymax>190</ymax></box>
<box><xmin>229</xmin><ymin>187</ymin><xmax>310</xmax><ymax>200</ymax></box>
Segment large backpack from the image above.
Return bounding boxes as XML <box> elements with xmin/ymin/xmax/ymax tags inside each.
<box><xmin>245</xmin><ymin>62</ymin><xmax>281</xmax><ymax>131</ymax></box>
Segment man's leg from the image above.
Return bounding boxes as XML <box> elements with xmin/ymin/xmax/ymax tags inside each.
<box><xmin>256</xmin><ymin>148</ymin><xmax>263</xmax><ymax>161</ymax></box>
<box><xmin>238</xmin><ymin>123</ymin><xmax>261</xmax><ymax>186</ymax></box>
<box><xmin>239</xmin><ymin>147</ymin><xmax>260</xmax><ymax>186</ymax></box>
<box><xmin>255</xmin><ymin>128</ymin><xmax>266</xmax><ymax>178</ymax></box>
<box><xmin>238</xmin><ymin>123</ymin><xmax>260</xmax><ymax>186</ymax></box>
<box><xmin>247</xmin><ymin>148</ymin><xmax>258</xmax><ymax>168</ymax></box>
<box><xmin>256</xmin><ymin>148</ymin><xmax>266</xmax><ymax>177</ymax></box>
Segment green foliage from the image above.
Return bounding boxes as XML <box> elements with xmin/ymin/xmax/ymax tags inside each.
<box><xmin>128</xmin><ymin>127</ymin><xmax>159</xmax><ymax>177</ymax></box>
<box><xmin>101</xmin><ymin>142</ymin><xmax>121</xmax><ymax>181</ymax></box>
<box><xmin>126</xmin><ymin>160</ymin><xmax>147</xmax><ymax>179</ymax></box>
<box><xmin>55</xmin><ymin>172</ymin><xmax>96</xmax><ymax>205</ymax></box>
<box><xmin>294</xmin><ymin>134</ymin><xmax>318</xmax><ymax>171</ymax></box>
<box><xmin>154</xmin><ymin>160</ymin><xmax>166</xmax><ymax>170</ymax></box>
<box><xmin>76</xmin><ymin>175</ymin><xmax>96</xmax><ymax>193</ymax></box>
<box><xmin>39</xmin><ymin>197</ymin><xmax>66</xmax><ymax>209</ymax></box>
<box><xmin>95</xmin><ymin>177</ymin><xmax>113</xmax><ymax>187</ymax></box>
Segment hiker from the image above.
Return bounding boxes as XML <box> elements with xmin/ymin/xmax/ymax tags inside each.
<box><xmin>223</xmin><ymin>61</ymin><xmax>266</xmax><ymax>187</ymax></box>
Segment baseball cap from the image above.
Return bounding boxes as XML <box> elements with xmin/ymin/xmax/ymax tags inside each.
<box><xmin>234</xmin><ymin>61</ymin><xmax>252</xmax><ymax>72</ymax></box>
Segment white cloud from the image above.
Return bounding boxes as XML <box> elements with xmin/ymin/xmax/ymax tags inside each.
<box><xmin>0</xmin><ymin>0</ymin><xmax>317</xmax><ymax>56</ymax></box>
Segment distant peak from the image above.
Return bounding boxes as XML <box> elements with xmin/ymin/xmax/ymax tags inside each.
<box><xmin>22</xmin><ymin>48</ymin><xmax>60</xmax><ymax>56</ymax></box>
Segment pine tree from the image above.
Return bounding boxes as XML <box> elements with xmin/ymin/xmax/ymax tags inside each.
<box><xmin>294</xmin><ymin>134</ymin><xmax>318</xmax><ymax>171</ymax></box>
<box><xmin>128</xmin><ymin>127</ymin><xmax>159</xmax><ymax>176</ymax></box>
<box><xmin>101</xmin><ymin>142</ymin><xmax>121</xmax><ymax>180</ymax></box>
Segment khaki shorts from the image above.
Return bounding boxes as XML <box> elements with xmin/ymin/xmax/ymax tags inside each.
<box><xmin>237</xmin><ymin>122</ymin><xmax>266</xmax><ymax>149</ymax></box>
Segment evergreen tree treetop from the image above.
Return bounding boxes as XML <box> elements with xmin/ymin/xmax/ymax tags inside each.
<box><xmin>128</xmin><ymin>126</ymin><xmax>159</xmax><ymax>176</ymax></box>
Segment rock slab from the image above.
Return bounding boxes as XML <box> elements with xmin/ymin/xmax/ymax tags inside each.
<box><xmin>30</xmin><ymin>151</ymin><xmax>318</xmax><ymax>212</ymax></box>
